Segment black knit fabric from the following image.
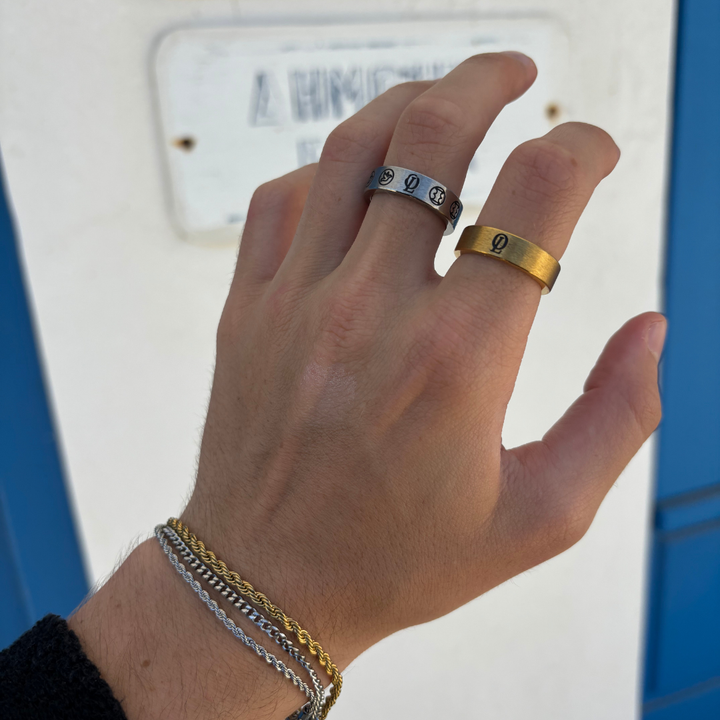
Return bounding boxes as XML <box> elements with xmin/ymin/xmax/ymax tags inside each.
<box><xmin>0</xmin><ymin>614</ymin><xmax>127</xmax><ymax>720</ymax></box>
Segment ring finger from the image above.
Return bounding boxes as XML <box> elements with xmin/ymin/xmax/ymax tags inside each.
<box><xmin>437</xmin><ymin>121</ymin><xmax>621</xmax><ymax>402</ymax></box>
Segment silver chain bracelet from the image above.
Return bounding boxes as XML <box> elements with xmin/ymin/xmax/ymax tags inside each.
<box><xmin>159</xmin><ymin>524</ymin><xmax>326</xmax><ymax>719</ymax></box>
<box><xmin>154</xmin><ymin>525</ymin><xmax>318</xmax><ymax>714</ymax></box>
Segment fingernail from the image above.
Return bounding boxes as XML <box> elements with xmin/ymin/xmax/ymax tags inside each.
<box><xmin>500</xmin><ymin>51</ymin><xmax>535</xmax><ymax>71</ymax></box>
<box><xmin>646</xmin><ymin>318</ymin><xmax>667</xmax><ymax>363</ymax></box>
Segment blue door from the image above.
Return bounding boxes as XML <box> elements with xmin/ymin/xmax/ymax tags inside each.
<box><xmin>643</xmin><ymin>1</ymin><xmax>720</xmax><ymax>716</ymax></box>
<box><xmin>0</xmin><ymin>160</ymin><xmax>88</xmax><ymax>648</ymax></box>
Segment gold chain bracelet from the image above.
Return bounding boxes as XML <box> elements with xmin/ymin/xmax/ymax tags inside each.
<box><xmin>167</xmin><ymin>518</ymin><xmax>342</xmax><ymax>718</ymax></box>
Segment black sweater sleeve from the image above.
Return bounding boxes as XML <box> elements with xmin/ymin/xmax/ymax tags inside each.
<box><xmin>0</xmin><ymin>614</ymin><xmax>127</xmax><ymax>720</ymax></box>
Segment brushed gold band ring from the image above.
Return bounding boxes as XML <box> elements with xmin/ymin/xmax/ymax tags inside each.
<box><xmin>454</xmin><ymin>226</ymin><xmax>561</xmax><ymax>294</ymax></box>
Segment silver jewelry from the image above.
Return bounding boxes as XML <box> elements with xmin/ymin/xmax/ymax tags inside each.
<box><xmin>154</xmin><ymin>526</ymin><xmax>316</xmax><ymax>707</ymax></box>
<box><xmin>364</xmin><ymin>165</ymin><xmax>463</xmax><ymax>235</ymax></box>
<box><xmin>160</xmin><ymin>525</ymin><xmax>325</xmax><ymax>720</ymax></box>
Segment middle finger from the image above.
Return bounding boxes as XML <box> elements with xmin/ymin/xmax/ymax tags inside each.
<box><xmin>349</xmin><ymin>52</ymin><xmax>537</xmax><ymax>282</ymax></box>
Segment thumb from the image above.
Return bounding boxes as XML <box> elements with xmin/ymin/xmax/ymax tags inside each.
<box><xmin>502</xmin><ymin>312</ymin><xmax>665</xmax><ymax>554</ymax></box>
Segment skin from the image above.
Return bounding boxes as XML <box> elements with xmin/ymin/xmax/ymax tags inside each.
<box><xmin>69</xmin><ymin>51</ymin><xmax>665</xmax><ymax>719</ymax></box>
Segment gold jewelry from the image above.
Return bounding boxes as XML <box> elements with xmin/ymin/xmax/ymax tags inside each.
<box><xmin>167</xmin><ymin>518</ymin><xmax>342</xmax><ymax>718</ymax></box>
<box><xmin>454</xmin><ymin>225</ymin><xmax>560</xmax><ymax>294</ymax></box>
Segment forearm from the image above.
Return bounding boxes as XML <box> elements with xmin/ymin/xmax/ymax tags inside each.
<box><xmin>69</xmin><ymin>538</ymin><xmax>324</xmax><ymax>720</ymax></box>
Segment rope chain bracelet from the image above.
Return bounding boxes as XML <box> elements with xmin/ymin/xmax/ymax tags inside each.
<box><xmin>153</xmin><ymin>527</ymin><xmax>315</xmax><ymax>708</ymax></box>
<box><xmin>167</xmin><ymin>517</ymin><xmax>343</xmax><ymax>719</ymax></box>
<box><xmin>160</xmin><ymin>524</ymin><xmax>326</xmax><ymax>720</ymax></box>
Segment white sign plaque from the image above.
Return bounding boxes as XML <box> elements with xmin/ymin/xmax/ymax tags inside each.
<box><xmin>154</xmin><ymin>20</ymin><xmax>568</xmax><ymax>243</ymax></box>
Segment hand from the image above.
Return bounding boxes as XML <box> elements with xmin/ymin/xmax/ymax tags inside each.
<box><xmin>70</xmin><ymin>51</ymin><xmax>664</xmax><ymax>720</ymax></box>
<box><xmin>183</xmin><ymin>51</ymin><xmax>663</xmax><ymax>664</ymax></box>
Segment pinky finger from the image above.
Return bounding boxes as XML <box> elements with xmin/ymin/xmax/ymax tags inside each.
<box><xmin>499</xmin><ymin>312</ymin><xmax>665</xmax><ymax>559</ymax></box>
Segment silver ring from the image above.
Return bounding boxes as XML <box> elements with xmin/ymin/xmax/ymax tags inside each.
<box><xmin>363</xmin><ymin>165</ymin><xmax>463</xmax><ymax>235</ymax></box>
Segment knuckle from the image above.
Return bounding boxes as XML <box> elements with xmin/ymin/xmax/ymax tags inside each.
<box><xmin>247</xmin><ymin>181</ymin><xmax>278</xmax><ymax>215</ymax></box>
<box><xmin>508</xmin><ymin>138</ymin><xmax>582</xmax><ymax>204</ymax></box>
<box><xmin>383</xmin><ymin>80</ymin><xmax>433</xmax><ymax>100</ymax></box>
<box><xmin>514</xmin><ymin>449</ymin><xmax>597</xmax><ymax>557</ymax></box>
<box><xmin>248</xmin><ymin>177</ymin><xmax>297</xmax><ymax>217</ymax></box>
<box><xmin>403</xmin><ymin>310</ymin><xmax>475</xmax><ymax>391</ymax></box>
<box><xmin>314</xmin><ymin>281</ymin><xmax>380</xmax><ymax>358</ymax></box>
<box><xmin>247</xmin><ymin>167</ymin><xmax>316</xmax><ymax>227</ymax></box>
<box><xmin>538</xmin><ymin>490</ymin><xmax>595</xmax><ymax>556</ymax></box>
<box><xmin>624</xmin><ymin>384</ymin><xmax>663</xmax><ymax>437</ymax></box>
<box><xmin>400</xmin><ymin>95</ymin><xmax>468</xmax><ymax>155</ymax></box>
<box><xmin>321</xmin><ymin>119</ymin><xmax>378</xmax><ymax>166</ymax></box>
<box><xmin>260</xmin><ymin>280</ymin><xmax>307</xmax><ymax>335</ymax></box>
<box><xmin>435</xmin><ymin>290</ymin><xmax>524</xmax><ymax>365</ymax></box>
<box><xmin>216</xmin><ymin>302</ymin><xmax>244</xmax><ymax>353</ymax></box>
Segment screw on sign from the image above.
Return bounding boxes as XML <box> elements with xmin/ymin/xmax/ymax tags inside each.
<box><xmin>449</xmin><ymin>201</ymin><xmax>460</xmax><ymax>220</ymax></box>
<box><xmin>429</xmin><ymin>186</ymin><xmax>446</xmax><ymax>206</ymax></box>
<box><xmin>366</xmin><ymin>169</ymin><xmax>376</xmax><ymax>187</ymax></box>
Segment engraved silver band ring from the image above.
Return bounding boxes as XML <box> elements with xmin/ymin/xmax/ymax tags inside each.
<box><xmin>363</xmin><ymin>165</ymin><xmax>463</xmax><ymax>235</ymax></box>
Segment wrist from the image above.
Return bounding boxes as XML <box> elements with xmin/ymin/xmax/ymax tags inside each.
<box><xmin>180</xmin><ymin>493</ymin><xmax>378</xmax><ymax>670</ymax></box>
<box><xmin>69</xmin><ymin>537</ymin><xmax>323</xmax><ymax>720</ymax></box>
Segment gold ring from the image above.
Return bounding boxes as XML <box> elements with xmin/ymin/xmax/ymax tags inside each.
<box><xmin>454</xmin><ymin>226</ymin><xmax>560</xmax><ymax>294</ymax></box>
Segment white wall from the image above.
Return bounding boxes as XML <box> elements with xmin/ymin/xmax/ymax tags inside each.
<box><xmin>0</xmin><ymin>2</ymin><xmax>674</xmax><ymax>719</ymax></box>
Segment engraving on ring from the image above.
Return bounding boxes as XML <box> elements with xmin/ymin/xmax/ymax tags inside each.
<box><xmin>379</xmin><ymin>168</ymin><xmax>395</xmax><ymax>186</ymax></box>
<box><xmin>366</xmin><ymin>169</ymin><xmax>376</xmax><ymax>187</ymax></box>
<box><xmin>491</xmin><ymin>233</ymin><xmax>509</xmax><ymax>254</ymax></box>
<box><xmin>449</xmin><ymin>201</ymin><xmax>461</xmax><ymax>220</ymax></box>
<box><xmin>429</xmin><ymin>186</ymin><xmax>446</xmax><ymax>206</ymax></box>
<box><xmin>403</xmin><ymin>173</ymin><xmax>420</xmax><ymax>193</ymax></box>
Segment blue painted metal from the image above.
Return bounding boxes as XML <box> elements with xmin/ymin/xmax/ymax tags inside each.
<box><xmin>656</xmin><ymin>0</ymin><xmax>720</xmax><ymax>502</ymax></box>
<box><xmin>643</xmin><ymin>0</ymin><xmax>720</xmax><ymax>715</ymax></box>
<box><xmin>656</xmin><ymin>486</ymin><xmax>720</xmax><ymax>533</ymax></box>
<box><xmin>0</xmin><ymin>491</ymin><xmax>33</xmax><ymax>648</ymax></box>
<box><xmin>645</xmin><ymin>682</ymin><xmax>720</xmax><ymax>720</ymax></box>
<box><xmin>0</xmin><ymin>157</ymin><xmax>88</xmax><ymax>649</ymax></box>
<box><xmin>649</xmin><ymin>524</ymin><xmax>720</xmax><ymax>695</ymax></box>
